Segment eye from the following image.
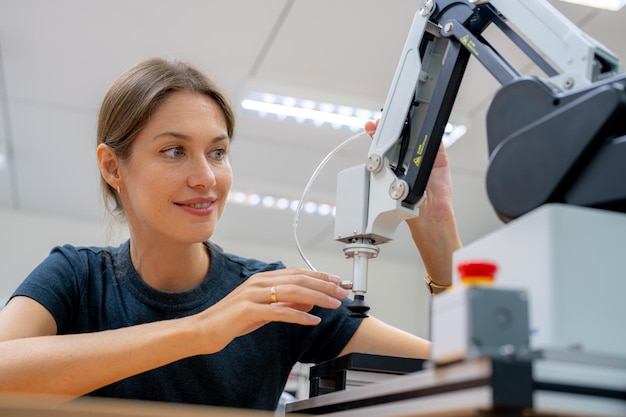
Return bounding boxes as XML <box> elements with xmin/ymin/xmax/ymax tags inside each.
<box><xmin>162</xmin><ymin>146</ymin><xmax>185</xmax><ymax>159</ymax></box>
<box><xmin>210</xmin><ymin>147</ymin><xmax>229</xmax><ymax>161</ymax></box>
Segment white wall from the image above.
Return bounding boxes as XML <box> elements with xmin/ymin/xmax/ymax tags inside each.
<box><xmin>0</xmin><ymin>208</ymin><xmax>430</xmax><ymax>338</ymax></box>
<box><xmin>0</xmin><ymin>208</ymin><xmax>127</xmax><ymax>306</ymax></box>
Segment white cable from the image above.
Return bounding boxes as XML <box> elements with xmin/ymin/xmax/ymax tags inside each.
<box><xmin>293</xmin><ymin>130</ymin><xmax>372</xmax><ymax>271</ymax></box>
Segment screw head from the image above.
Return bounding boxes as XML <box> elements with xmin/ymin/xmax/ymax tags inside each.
<box><xmin>389</xmin><ymin>179</ymin><xmax>409</xmax><ymax>200</ymax></box>
<box><xmin>419</xmin><ymin>0</ymin><xmax>435</xmax><ymax>17</ymax></box>
<box><xmin>367</xmin><ymin>154</ymin><xmax>382</xmax><ymax>172</ymax></box>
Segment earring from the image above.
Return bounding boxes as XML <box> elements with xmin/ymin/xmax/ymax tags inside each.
<box><xmin>116</xmin><ymin>185</ymin><xmax>121</xmax><ymax>194</ymax></box>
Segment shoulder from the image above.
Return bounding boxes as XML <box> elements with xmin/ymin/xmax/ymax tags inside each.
<box><xmin>47</xmin><ymin>241</ymin><xmax>127</xmax><ymax>272</ymax></box>
<box><xmin>12</xmin><ymin>241</ymin><xmax>129</xmax><ymax>332</ymax></box>
<box><xmin>50</xmin><ymin>242</ymin><xmax>119</xmax><ymax>258</ymax></box>
<box><xmin>206</xmin><ymin>241</ymin><xmax>285</xmax><ymax>276</ymax></box>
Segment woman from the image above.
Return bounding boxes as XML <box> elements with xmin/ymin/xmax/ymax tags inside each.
<box><xmin>0</xmin><ymin>58</ymin><xmax>461</xmax><ymax>410</ymax></box>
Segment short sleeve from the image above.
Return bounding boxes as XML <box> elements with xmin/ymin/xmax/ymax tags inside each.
<box><xmin>11</xmin><ymin>245</ymin><xmax>87</xmax><ymax>333</ymax></box>
<box><xmin>296</xmin><ymin>300</ymin><xmax>364</xmax><ymax>364</ymax></box>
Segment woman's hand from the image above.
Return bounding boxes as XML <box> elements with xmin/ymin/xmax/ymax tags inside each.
<box><xmin>365</xmin><ymin>119</ymin><xmax>454</xmax><ymax>222</ymax></box>
<box><xmin>195</xmin><ymin>268</ymin><xmax>348</xmax><ymax>353</ymax></box>
<box><xmin>364</xmin><ymin>119</ymin><xmax>461</xmax><ymax>287</ymax></box>
<box><xmin>418</xmin><ymin>142</ymin><xmax>456</xmax><ymax>222</ymax></box>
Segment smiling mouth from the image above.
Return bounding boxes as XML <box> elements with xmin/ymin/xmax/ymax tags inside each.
<box><xmin>187</xmin><ymin>202</ymin><xmax>211</xmax><ymax>209</ymax></box>
<box><xmin>176</xmin><ymin>202</ymin><xmax>213</xmax><ymax>209</ymax></box>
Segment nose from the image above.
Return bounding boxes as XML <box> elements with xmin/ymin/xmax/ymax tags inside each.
<box><xmin>187</xmin><ymin>156</ymin><xmax>216</xmax><ymax>189</ymax></box>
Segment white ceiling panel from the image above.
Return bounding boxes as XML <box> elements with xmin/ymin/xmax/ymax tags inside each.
<box><xmin>0</xmin><ymin>0</ymin><xmax>624</xmax><ymax>261</ymax></box>
<box><xmin>0</xmin><ymin>0</ymin><xmax>289</xmax><ymax>106</ymax></box>
<box><xmin>233</xmin><ymin>112</ymin><xmax>372</xmax><ymax>200</ymax></box>
<box><xmin>252</xmin><ymin>0</ymin><xmax>420</xmax><ymax>107</ymax></box>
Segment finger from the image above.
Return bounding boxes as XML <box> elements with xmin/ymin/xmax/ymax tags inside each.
<box><xmin>282</xmin><ymin>272</ymin><xmax>348</xmax><ymax>300</ymax></box>
<box><xmin>285</xmin><ymin>268</ymin><xmax>342</xmax><ymax>285</ymax></box>
<box><xmin>364</xmin><ymin>120</ymin><xmax>377</xmax><ymax>138</ymax></box>
<box><xmin>272</xmin><ymin>301</ymin><xmax>314</xmax><ymax>313</ymax></box>
<box><xmin>256</xmin><ymin>268</ymin><xmax>341</xmax><ymax>285</ymax></box>
<box><xmin>244</xmin><ymin>269</ymin><xmax>348</xmax><ymax>311</ymax></box>
<box><xmin>261</xmin><ymin>283</ymin><xmax>345</xmax><ymax>310</ymax></box>
<box><xmin>263</xmin><ymin>305</ymin><xmax>322</xmax><ymax>326</ymax></box>
<box><xmin>256</xmin><ymin>270</ymin><xmax>346</xmax><ymax>297</ymax></box>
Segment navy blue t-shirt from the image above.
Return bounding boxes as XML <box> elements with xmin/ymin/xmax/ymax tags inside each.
<box><xmin>11</xmin><ymin>240</ymin><xmax>362</xmax><ymax>410</ymax></box>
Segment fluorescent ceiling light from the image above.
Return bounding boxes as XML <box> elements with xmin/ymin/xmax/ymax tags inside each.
<box><xmin>559</xmin><ymin>0</ymin><xmax>626</xmax><ymax>10</ymax></box>
<box><xmin>241</xmin><ymin>92</ymin><xmax>379</xmax><ymax>132</ymax></box>
<box><xmin>228</xmin><ymin>189</ymin><xmax>336</xmax><ymax>217</ymax></box>
<box><xmin>241</xmin><ymin>92</ymin><xmax>466</xmax><ymax>147</ymax></box>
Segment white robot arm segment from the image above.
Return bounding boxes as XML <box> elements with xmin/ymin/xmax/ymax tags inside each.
<box><xmin>334</xmin><ymin>0</ymin><xmax>623</xmax><ymax>316</ymax></box>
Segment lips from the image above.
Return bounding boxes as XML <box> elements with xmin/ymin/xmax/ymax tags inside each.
<box><xmin>175</xmin><ymin>198</ymin><xmax>216</xmax><ymax>215</ymax></box>
<box><xmin>183</xmin><ymin>202</ymin><xmax>212</xmax><ymax>209</ymax></box>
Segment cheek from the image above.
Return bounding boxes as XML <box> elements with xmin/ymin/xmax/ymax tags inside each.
<box><xmin>126</xmin><ymin>164</ymin><xmax>176</xmax><ymax>204</ymax></box>
<box><xmin>217</xmin><ymin>163</ymin><xmax>233</xmax><ymax>190</ymax></box>
<box><xmin>216</xmin><ymin>166</ymin><xmax>233</xmax><ymax>209</ymax></box>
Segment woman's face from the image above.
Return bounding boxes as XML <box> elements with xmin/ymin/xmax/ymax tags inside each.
<box><xmin>119</xmin><ymin>91</ymin><xmax>233</xmax><ymax>244</ymax></box>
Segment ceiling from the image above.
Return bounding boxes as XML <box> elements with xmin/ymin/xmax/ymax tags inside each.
<box><xmin>0</xmin><ymin>0</ymin><xmax>624</xmax><ymax>265</ymax></box>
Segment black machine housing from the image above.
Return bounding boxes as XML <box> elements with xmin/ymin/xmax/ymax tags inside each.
<box><xmin>396</xmin><ymin>0</ymin><xmax>626</xmax><ymax>223</ymax></box>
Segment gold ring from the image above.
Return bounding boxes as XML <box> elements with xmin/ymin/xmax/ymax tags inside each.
<box><xmin>270</xmin><ymin>286</ymin><xmax>278</xmax><ymax>303</ymax></box>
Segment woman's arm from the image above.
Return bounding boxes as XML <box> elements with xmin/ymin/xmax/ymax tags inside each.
<box><xmin>338</xmin><ymin>315</ymin><xmax>431</xmax><ymax>359</ymax></box>
<box><xmin>406</xmin><ymin>143</ymin><xmax>462</xmax><ymax>291</ymax></box>
<box><xmin>0</xmin><ymin>268</ymin><xmax>347</xmax><ymax>402</ymax></box>
<box><xmin>364</xmin><ymin>120</ymin><xmax>462</xmax><ymax>291</ymax></box>
<box><xmin>0</xmin><ymin>296</ymin><xmax>203</xmax><ymax>402</ymax></box>
<box><xmin>340</xmin><ymin>124</ymin><xmax>463</xmax><ymax>359</ymax></box>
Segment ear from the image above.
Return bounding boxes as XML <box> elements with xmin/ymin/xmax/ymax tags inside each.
<box><xmin>97</xmin><ymin>144</ymin><xmax>122</xmax><ymax>188</ymax></box>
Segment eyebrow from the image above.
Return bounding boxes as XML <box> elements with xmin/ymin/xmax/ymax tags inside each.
<box><xmin>153</xmin><ymin>131</ymin><xmax>230</xmax><ymax>143</ymax></box>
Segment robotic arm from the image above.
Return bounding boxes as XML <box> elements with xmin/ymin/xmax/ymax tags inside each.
<box><xmin>335</xmin><ymin>0</ymin><xmax>625</xmax><ymax>316</ymax></box>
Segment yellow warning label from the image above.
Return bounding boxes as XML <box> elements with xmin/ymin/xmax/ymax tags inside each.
<box><xmin>417</xmin><ymin>134</ymin><xmax>428</xmax><ymax>156</ymax></box>
<box><xmin>460</xmin><ymin>34</ymin><xmax>479</xmax><ymax>56</ymax></box>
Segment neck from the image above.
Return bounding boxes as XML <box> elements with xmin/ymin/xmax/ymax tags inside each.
<box><xmin>129</xmin><ymin>238</ymin><xmax>210</xmax><ymax>292</ymax></box>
